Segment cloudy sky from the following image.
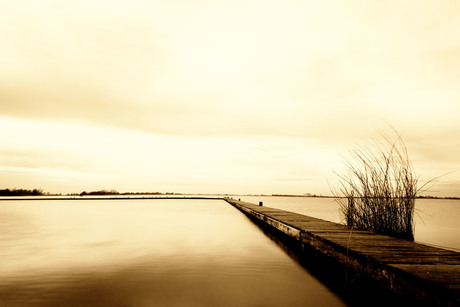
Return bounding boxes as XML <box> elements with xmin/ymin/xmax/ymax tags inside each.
<box><xmin>1</xmin><ymin>0</ymin><xmax>459</xmax><ymax>196</ymax></box>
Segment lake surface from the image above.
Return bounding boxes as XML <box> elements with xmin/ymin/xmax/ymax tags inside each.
<box><xmin>0</xmin><ymin>199</ymin><xmax>346</xmax><ymax>306</ymax></box>
<box><xmin>238</xmin><ymin>196</ymin><xmax>460</xmax><ymax>251</ymax></box>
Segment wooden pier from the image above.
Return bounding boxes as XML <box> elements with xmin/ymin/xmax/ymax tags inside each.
<box><xmin>225</xmin><ymin>198</ymin><xmax>460</xmax><ymax>306</ymax></box>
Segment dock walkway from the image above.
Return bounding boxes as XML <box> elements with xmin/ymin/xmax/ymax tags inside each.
<box><xmin>225</xmin><ymin>198</ymin><xmax>460</xmax><ymax>306</ymax></box>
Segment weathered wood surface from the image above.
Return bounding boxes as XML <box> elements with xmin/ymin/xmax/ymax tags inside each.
<box><xmin>225</xmin><ymin>198</ymin><xmax>460</xmax><ymax>306</ymax></box>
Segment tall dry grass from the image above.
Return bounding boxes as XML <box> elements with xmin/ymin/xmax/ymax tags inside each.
<box><xmin>334</xmin><ymin>132</ymin><xmax>419</xmax><ymax>241</ymax></box>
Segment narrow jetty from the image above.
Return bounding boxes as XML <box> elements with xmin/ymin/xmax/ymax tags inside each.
<box><xmin>225</xmin><ymin>198</ymin><xmax>460</xmax><ymax>306</ymax></box>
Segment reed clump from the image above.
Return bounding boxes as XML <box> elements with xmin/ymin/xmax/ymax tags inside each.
<box><xmin>335</xmin><ymin>132</ymin><xmax>418</xmax><ymax>241</ymax></box>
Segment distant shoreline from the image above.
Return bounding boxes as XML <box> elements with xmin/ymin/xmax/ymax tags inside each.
<box><xmin>0</xmin><ymin>196</ymin><xmax>224</xmax><ymax>201</ymax></box>
<box><xmin>0</xmin><ymin>194</ymin><xmax>459</xmax><ymax>201</ymax></box>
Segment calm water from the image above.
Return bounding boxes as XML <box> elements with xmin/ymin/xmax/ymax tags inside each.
<box><xmin>238</xmin><ymin>196</ymin><xmax>460</xmax><ymax>251</ymax></box>
<box><xmin>0</xmin><ymin>199</ymin><xmax>346</xmax><ymax>306</ymax></box>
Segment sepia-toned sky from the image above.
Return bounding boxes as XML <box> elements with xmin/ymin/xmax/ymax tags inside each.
<box><xmin>1</xmin><ymin>0</ymin><xmax>459</xmax><ymax>196</ymax></box>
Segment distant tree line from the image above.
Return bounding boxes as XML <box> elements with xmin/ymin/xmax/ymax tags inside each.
<box><xmin>79</xmin><ymin>190</ymin><xmax>120</xmax><ymax>196</ymax></box>
<box><xmin>78</xmin><ymin>190</ymin><xmax>176</xmax><ymax>196</ymax></box>
<box><xmin>417</xmin><ymin>195</ymin><xmax>460</xmax><ymax>200</ymax></box>
<box><xmin>0</xmin><ymin>188</ymin><xmax>44</xmax><ymax>196</ymax></box>
<box><xmin>123</xmin><ymin>191</ymin><xmax>164</xmax><ymax>195</ymax></box>
<box><xmin>271</xmin><ymin>193</ymin><xmax>323</xmax><ymax>197</ymax></box>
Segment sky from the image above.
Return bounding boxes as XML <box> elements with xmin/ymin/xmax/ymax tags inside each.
<box><xmin>1</xmin><ymin>0</ymin><xmax>459</xmax><ymax>196</ymax></box>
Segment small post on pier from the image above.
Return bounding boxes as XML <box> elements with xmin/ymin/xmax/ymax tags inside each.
<box><xmin>259</xmin><ymin>201</ymin><xmax>263</xmax><ymax>206</ymax></box>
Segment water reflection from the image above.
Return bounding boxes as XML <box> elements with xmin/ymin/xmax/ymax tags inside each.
<box><xmin>0</xmin><ymin>199</ymin><xmax>345</xmax><ymax>306</ymax></box>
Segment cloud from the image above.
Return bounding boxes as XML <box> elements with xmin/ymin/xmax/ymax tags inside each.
<box><xmin>1</xmin><ymin>1</ymin><xmax>459</xmax><ymax>137</ymax></box>
<box><xmin>1</xmin><ymin>1</ymin><xmax>460</xmax><ymax>195</ymax></box>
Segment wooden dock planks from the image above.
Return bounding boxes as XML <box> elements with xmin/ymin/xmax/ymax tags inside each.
<box><xmin>225</xmin><ymin>198</ymin><xmax>460</xmax><ymax>306</ymax></box>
